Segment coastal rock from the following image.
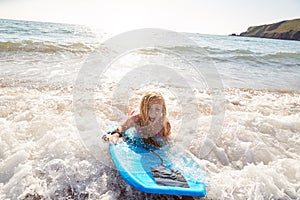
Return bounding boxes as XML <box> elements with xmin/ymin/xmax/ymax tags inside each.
<box><xmin>239</xmin><ymin>18</ymin><xmax>300</xmax><ymax>41</ymax></box>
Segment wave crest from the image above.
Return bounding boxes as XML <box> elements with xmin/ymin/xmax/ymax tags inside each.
<box><xmin>0</xmin><ymin>40</ymin><xmax>95</xmax><ymax>53</ymax></box>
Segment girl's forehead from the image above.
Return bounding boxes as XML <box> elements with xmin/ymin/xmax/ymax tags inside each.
<box><xmin>148</xmin><ymin>99</ymin><xmax>163</xmax><ymax>106</ymax></box>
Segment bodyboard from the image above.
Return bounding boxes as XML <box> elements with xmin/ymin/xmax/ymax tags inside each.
<box><xmin>109</xmin><ymin>130</ymin><xmax>206</xmax><ymax>197</ymax></box>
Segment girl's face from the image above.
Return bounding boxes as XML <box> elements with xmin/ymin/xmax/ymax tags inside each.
<box><xmin>148</xmin><ymin>102</ymin><xmax>163</xmax><ymax>122</ymax></box>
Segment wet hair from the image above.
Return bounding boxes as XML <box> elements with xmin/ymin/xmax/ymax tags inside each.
<box><xmin>139</xmin><ymin>91</ymin><xmax>170</xmax><ymax>137</ymax></box>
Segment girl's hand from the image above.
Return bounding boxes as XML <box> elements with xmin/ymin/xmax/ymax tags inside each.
<box><xmin>109</xmin><ymin>133</ymin><xmax>122</xmax><ymax>144</ymax></box>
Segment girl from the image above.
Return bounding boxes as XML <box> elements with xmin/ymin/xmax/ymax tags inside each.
<box><xmin>107</xmin><ymin>91</ymin><xmax>171</xmax><ymax>147</ymax></box>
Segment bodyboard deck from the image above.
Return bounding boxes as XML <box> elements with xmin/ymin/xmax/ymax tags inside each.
<box><xmin>109</xmin><ymin>133</ymin><xmax>206</xmax><ymax>197</ymax></box>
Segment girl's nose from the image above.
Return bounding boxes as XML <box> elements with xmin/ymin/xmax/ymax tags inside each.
<box><xmin>150</xmin><ymin>111</ymin><xmax>156</xmax><ymax>117</ymax></box>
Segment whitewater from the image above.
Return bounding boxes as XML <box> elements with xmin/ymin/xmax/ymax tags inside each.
<box><xmin>0</xmin><ymin>19</ymin><xmax>300</xmax><ymax>199</ymax></box>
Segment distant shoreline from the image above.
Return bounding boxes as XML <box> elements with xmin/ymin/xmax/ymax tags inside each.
<box><xmin>230</xmin><ymin>18</ymin><xmax>300</xmax><ymax>41</ymax></box>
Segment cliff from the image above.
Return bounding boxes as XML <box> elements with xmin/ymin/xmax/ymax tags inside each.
<box><xmin>239</xmin><ymin>18</ymin><xmax>300</xmax><ymax>41</ymax></box>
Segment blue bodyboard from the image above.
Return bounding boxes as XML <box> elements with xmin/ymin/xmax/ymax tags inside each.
<box><xmin>109</xmin><ymin>130</ymin><xmax>206</xmax><ymax>197</ymax></box>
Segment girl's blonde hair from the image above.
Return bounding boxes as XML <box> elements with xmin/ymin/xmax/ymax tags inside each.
<box><xmin>139</xmin><ymin>91</ymin><xmax>170</xmax><ymax>137</ymax></box>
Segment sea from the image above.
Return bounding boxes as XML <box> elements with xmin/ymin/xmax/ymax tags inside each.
<box><xmin>0</xmin><ymin>18</ymin><xmax>299</xmax><ymax>200</ymax></box>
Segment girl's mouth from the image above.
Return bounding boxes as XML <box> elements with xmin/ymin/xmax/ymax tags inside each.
<box><xmin>149</xmin><ymin>117</ymin><xmax>155</xmax><ymax>122</ymax></box>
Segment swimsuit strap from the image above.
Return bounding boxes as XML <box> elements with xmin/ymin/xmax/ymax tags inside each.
<box><xmin>129</xmin><ymin>108</ymin><xmax>139</xmax><ymax>117</ymax></box>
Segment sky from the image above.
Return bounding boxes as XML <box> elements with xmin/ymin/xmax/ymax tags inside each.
<box><xmin>0</xmin><ymin>0</ymin><xmax>300</xmax><ymax>35</ymax></box>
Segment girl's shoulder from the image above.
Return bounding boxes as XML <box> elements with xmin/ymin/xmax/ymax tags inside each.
<box><xmin>129</xmin><ymin>108</ymin><xmax>142</xmax><ymax>124</ymax></box>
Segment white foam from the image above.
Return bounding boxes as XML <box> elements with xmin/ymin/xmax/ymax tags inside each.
<box><xmin>1</xmin><ymin>78</ymin><xmax>300</xmax><ymax>199</ymax></box>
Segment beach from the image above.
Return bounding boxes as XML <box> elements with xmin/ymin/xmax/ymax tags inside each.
<box><xmin>1</xmin><ymin>19</ymin><xmax>300</xmax><ymax>199</ymax></box>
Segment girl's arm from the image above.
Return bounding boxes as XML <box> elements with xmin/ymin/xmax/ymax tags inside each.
<box><xmin>118</xmin><ymin>115</ymin><xmax>140</xmax><ymax>134</ymax></box>
<box><xmin>108</xmin><ymin>115</ymin><xmax>140</xmax><ymax>143</ymax></box>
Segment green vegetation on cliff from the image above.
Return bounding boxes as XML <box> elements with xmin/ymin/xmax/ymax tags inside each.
<box><xmin>239</xmin><ymin>18</ymin><xmax>300</xmax><ymax>41</ymax></box>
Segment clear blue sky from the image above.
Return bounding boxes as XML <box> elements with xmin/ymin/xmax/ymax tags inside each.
<box><xmin>1</xmin><ymin>0</ymin><xmax>299</xmax><ymax>35</ymax></box>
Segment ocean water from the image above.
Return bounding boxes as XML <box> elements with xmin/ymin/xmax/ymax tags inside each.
<box><xmin>0</xmin><ymin>18</ymin><xmax>300</xmax><ymax>199</ymax></box>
